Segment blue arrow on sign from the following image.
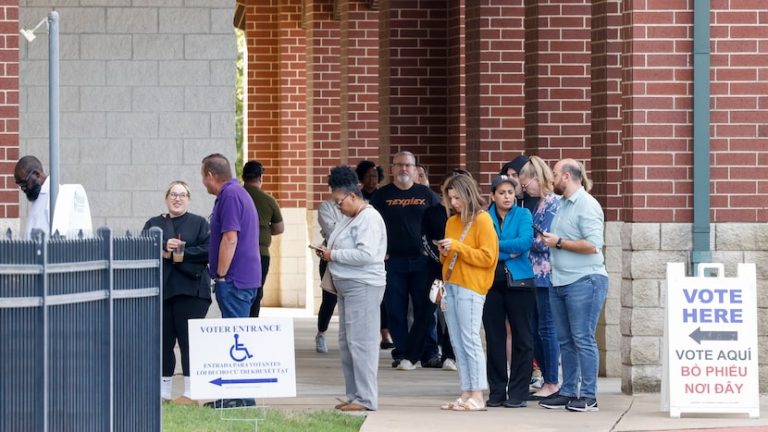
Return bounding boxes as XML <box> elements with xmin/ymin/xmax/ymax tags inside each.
<box><xmin>210</xmin><ymin>377</ymin><xmax>278</xmax><ymax>386</ymax></box>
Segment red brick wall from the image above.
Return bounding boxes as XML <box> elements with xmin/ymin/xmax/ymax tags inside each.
<box><xmin>307</xmin><ymin>0</ymin><xmax>340</xmax><ymax>207</ymax></box>
<box><xmin>524</xmin><ymin>0</ymin><xmax>592</xmax><ymax>163</ymax></box>
<box><xmin>710</xmin><ymin>0</ymin><xmax>768</xmax><ymax>222</ymax></box>
<box><xmin>465</xmin><ymin>1</ymin><xmax>526</xmax><ymax>187</ymax></box>
<box><xmin>620</xmin><ymin>0</ymin><xmax>694</xmax><ymax>222</ymax></box>
<box><xmin>0</xmin><ymin>1</ymin><xmax>18</xmax><ymax>219</ymax></box>
<box><xmin>446</xmin><ymin>0</ymin><xmax>466</xmax><ymax>172</ymax></box>
<box><xmin>246</xmin><ymin>1</ymin><xmax>307</xmax><ymax>208</ymax></box>
<box><xmin>590</xmin><ymin>0</ymin><xmax>622</xmax><ymax>221</ymax></box>
<box><xmin>384</xmin><ymin>0</ymin><xmax>450</xmax><ymax>185</ymax></box>
<box><xmin>340</xmin><ymin>0</ymin><xmax>379</xmax><ymax>163</ymax></box>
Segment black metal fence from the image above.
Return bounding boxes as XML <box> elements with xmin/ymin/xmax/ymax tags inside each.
<box><xmin>0</xmin><ymin>227</ymin><xmax>162</xmax><ymax>432</ymax></box>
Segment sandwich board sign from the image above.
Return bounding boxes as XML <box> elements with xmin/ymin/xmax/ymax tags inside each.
<box><xmin>189</xmin><ymin>317</ymin><xmax>296</xmax><ymax>399</ymax></box>
<box><xmin>662</xmin><ymin>263</ymin><xmax>759</xmax><ymax>418</ymax></box>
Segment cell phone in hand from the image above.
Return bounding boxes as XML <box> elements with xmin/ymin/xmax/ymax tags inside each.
<box><xmin>308</xmin><ymin>244</ymin><xmax>323</xmax><ymax>251</ymax></box>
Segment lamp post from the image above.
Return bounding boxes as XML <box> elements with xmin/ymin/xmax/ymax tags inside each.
<box><xmin>20</xmin><ymin>11</ymin><xmax>59</xmax><ymax>233</ymax></box>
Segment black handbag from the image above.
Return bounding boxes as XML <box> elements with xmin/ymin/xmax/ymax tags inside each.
<box><xmin>504</xmin><ymin>267</ymin><xmax>533</xmax><ymax>289</ymax></box>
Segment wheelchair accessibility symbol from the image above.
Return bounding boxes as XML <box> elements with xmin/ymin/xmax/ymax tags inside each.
<box><xmin>229</xmin><ymin>333</ymin><xmax>254</xmax><ymax>362</ymax></box>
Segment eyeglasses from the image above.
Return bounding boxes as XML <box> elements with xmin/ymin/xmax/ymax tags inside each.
<box><xmin>521</xmin><ymin>178</ymin><xmax>537</xmax><ymax>190</ymax></box>
<box><xmin>15</xmin><ymin>170</ymin><xmax>36</xmax><ymax>188</ymax></box>
<box><xmin>393</xmin><ymin>162</ymin><xmax>414</xmax><ymax>169</ymax></box>
<box><xmin>169</xmin><ymin>192</ymin><xmax>188</xmax><ymax>199</ymax></box>
<box><xmin>335</xmin><ymin>193</ymin><xmax>352</xmax><ymax>208</ymax></box>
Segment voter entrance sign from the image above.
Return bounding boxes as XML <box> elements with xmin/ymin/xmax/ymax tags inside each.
<box><xmin>662</xmin><ymin>263</ymin><xmax>759</xmax><ymax>418</ymax></box>
<box><xmin>188</xmin><ymin>317</ymin><xmax>296</xmax><ymax>399</ymax></box>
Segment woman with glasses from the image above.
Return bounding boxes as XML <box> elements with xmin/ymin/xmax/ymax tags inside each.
<box><xmin>436</xmin><ymin>174</ymin><xmax>498</xmax><ymax>412</ymax></box>
<box><xmin>143</xmin><ymin>181</ymin><xmax>211</xmax><ymax>405</ymax></box>
<box><xmin>314</xmin><ymin>166</ymin><xmax>387</xmax><ymax>412</ymax></box>
<box><xmin>518</xmin><ymin>156</ymin><xmax>562</xmax><ymax>399</ymax></box>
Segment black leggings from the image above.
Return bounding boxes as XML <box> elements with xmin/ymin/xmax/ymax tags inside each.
<box><xmin>162</xmin><ymin>295</ymin><xmax>211</xmax><ymax>377</ymax></box>
<box><xmin>317</xmin><ymin>260</ymin><xmax>337</xmax><ymax>333</ymax></box>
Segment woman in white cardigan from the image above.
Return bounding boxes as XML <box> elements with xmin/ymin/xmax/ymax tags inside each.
<box><xmin>315</xmin><ymin>166</ymin><xmax>387</xmax><ymax>412</ymax></box>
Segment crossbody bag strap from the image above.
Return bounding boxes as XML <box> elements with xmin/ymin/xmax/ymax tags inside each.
<box><xmin>444</xmin><ymin>216</ymin><xmax>474</xmax><ymax>281</ymax></box>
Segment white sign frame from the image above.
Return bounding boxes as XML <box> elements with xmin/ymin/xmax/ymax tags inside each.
<box><xmin>662</xmin><ymin>262</ymin><xmax>759</xmax><ymax>418</ymax></box>
<box><xmin>188</xmin><ymin>317</ymin><xmax>296</xmax><ymax>400</ymax></box>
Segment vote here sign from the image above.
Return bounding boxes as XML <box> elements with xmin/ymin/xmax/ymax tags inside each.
<box><xmin>188</xmin><ymin>317</ymin><xmax>297</xmax><ymax>400</ymax></box>
<box><xmin>663</xmin><ymin>263</ymin><xmax>759</xmax><ymax>418</ymax></box>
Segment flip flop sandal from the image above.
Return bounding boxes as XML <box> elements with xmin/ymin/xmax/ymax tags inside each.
<box><xmin>452</xmin><ymin>398</ymin><xmax>486</xmax><ymax>412</ymax></box>
<box><xmin>440</xmin><ymin>398</ymin><xmax>464</xmax><ymax>410</ymax></box>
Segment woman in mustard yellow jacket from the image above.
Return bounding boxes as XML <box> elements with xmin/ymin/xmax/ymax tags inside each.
<box><xmin>436</xmin><ymin>174</ymin><xmax>499</xmax><ymax>412</ymax></box>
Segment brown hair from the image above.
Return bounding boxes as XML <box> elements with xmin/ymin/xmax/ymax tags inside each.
<box><xmin>441</xmin><ymin>174</ymin><xmax>485</xmax><ymax>222</ymax></box>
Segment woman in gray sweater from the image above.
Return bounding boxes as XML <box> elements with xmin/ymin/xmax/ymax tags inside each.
<box><xmin>315</xmin><ymin>166</ymin><xmax>387</xmax><ymax>412</ymax></box>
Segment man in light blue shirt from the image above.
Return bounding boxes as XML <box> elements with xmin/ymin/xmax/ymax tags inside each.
<box><xmin>539</xmin><ymin>159</ymin><xmax>608</xmax><ymax>413</ymax></box>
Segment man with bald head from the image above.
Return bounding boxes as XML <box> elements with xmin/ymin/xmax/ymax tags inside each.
<box><xmin>538</xmin><ymin>159</ymin><xmax>608</xmax><ymax>413</ymax></box>
<box><xmin>14</xmin><ymin>155</ymin><xmax>50</xmax><ymax>238</ymax></box>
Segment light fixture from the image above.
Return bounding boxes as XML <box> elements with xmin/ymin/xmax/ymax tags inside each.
<box><xmin>20</xmin><ymin>17</ymin><xmax>48</xmax><ymax>42</ymax></box>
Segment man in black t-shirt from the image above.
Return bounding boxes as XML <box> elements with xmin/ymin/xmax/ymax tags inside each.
<box><xmin>371</xmin><ymin>151</ymin><xmax>441</xmax><ymax>370</ymax></box>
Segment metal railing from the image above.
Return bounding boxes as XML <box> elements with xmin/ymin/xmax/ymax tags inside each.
<box><xmin>0</xmin><ymin>227</ymin><xmax>162</xmax><ymax>432</ymax></box>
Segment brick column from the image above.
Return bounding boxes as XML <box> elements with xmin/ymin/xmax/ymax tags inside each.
<box><xmin>0</xmin><ymin>1</ymin><xmax>19</xmax><ymax>228</ymax></box>
<box><xmin>590</xmin><ymin>0</ymin><xmax>622</xmax><ymax>221</ymax></box>
<box><xmin>619</xmin><ymin>1</ymin><xmax>694</xmax><ymax>394</ymax></box>
<box><xmin>465</xmin><ymin>1</ymin><xmax>525</xmax><ymax>185</ymax></box>
<box><xmin>446</xmin><ymin>0</ymin><xmax>466</xmax><ymax>170</ymax></box>
<box><xmin>245</xmin><ymin>1</ymin><xmax>307</xmax><ymax>208</ymax></box>
<box><xmin>340</xmin><ymin>0</ymin><xmax>379</xmax><ymax>163</ymax></box>
<box><xmin>382</xmin><ymin>0</ymin><xmax>450</xmax><ymax>183</ymax></box>
<box><xmin>307</xmin><ymin>0</ymin><xmax>340</xmax><ymax>207</ymax></box>
<box><xmin>524</xmin><ymin>0</ymin><xmax>592</xmax><ymax>162</ymax></box>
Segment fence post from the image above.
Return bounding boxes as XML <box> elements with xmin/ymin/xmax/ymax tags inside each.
<box><xmin>32</xmin><ymin>228</ymin><xmax>48</xmax><ymax>432</ymax></box>
<box><xmin>98</xmin><ymin>226</ymin><xmax>114</xmax><ymax>432</ymax></box>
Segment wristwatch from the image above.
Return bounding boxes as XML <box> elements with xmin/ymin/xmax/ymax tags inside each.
<box><xmin>555</xmin><ymin>238</ymin><xmax>563</xmax><ymax>249</ymax></box>
<box><xmin>215</xmin><ymin>273</ymin><xmax>227</xmax><ymax>281</ymax></box>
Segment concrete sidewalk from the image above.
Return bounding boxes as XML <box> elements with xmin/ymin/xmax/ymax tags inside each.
<box><xmin>225</xmin><ymin>315</ymin><xmax>768</xmax><ymax>432</ymax></box>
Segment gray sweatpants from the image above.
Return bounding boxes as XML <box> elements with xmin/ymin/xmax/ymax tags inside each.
<box><xmin>335</xmin><ymin>279</ymin><xmax>385</xmax><ymax>410</ymax></box>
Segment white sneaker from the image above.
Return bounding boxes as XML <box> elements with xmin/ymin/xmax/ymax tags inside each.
<box><xmin>315</xmin><ymin>334</ymin><xmax>328</xmax><ymax>353</ymax></box>
<box><xmin>396</xmin><ymin>359</ymin><xmax>416</xmax><ymax>371</ymax></box>
<box><xmin>442</xmin><ymin>358</ymin><xmax>457</xmax><ymax>371</ymax></box>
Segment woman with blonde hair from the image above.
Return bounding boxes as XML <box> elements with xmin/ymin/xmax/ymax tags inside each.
<box><xmin>436</xmin><ymin>174</ymin><xmax>498</xmax><ymax>412</ymax></box>
<box><xmin>518</xmin><ymin>156</ymin><xmax>562</xmax><ymax>399</ymax></box>
<box><xmin>143</xmin><ymin>181</ymin><xmax>211</xmax><ymax>405</ymax></box>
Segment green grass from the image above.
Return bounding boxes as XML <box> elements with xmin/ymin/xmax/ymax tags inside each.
<box><xmin>163</xmin><ymin>404</ymin><xmax>365</xmax><ymax>432</ymax></box>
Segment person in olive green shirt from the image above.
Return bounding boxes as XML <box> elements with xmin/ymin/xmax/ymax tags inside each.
<box><xmin>243</xmin><ymin>160</ymin><xmax>285</xmax><ymax>317</ymax></box>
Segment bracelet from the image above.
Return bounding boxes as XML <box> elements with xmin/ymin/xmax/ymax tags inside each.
<box><xmin>555</xmin><ymin>238</ymin><xmax>563</xmax><ymax>249</ymax></box>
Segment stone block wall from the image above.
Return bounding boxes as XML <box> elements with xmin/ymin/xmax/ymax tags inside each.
<box><xmin>18</xmin><ymin>0</ymin><xmax>237</xmax><ymax>231</ymax></box>
<box><xmin>620</xmin><ymin>222</ymin><xmax>768</xmax><ymax>393</ymax></box>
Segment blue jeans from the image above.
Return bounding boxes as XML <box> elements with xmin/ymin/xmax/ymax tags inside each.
<box><xmin>549</xmin><ymin>274</ymin><xmax>608</xmax><ymax>399</ymax></box>
<box><xmin>384</xmin><ymin>256</ymin><xmax>438</xmax><ymax>361</ymax></box>
<box><xmin>215</xmin><ymin>280</ymin><xmax>257</xmax><ymax>318</ymax></box>
<box><xmin>443</xmin><ymin>283</ymin><xmax>487</xmax><ymax>391</ymax></box>
<box><xmin>533</xmin><ymin>285</ymin><xmax>560</xmax><ymax>384</ymax></box>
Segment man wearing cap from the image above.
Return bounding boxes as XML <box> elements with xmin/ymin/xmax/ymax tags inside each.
<box><xmin>14</xmin><ymin>155</ymin><xmax>50</xmax><ymax>238</ymax></box>
<box><xmin>242</xmin><ymin>160</ymin><xmax>285</xmax><ymax>318</ymax></box>
<box><xmin>538</xmin><ymin>159</ymin><xmax>608</xmax><ymax>413</ymax></box>
<box><xmin>500</xmin><ymin>154</ymin><xmax>539</xmax><ymax>214</ymax></box>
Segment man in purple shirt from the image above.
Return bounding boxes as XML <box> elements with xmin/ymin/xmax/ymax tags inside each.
<box><xmin>201</xmin><ymin>153</ymin><xmax>261</xmax><ymax>409</ymax></box>
<box><xmin>201</xmin><ymin>153</ymin><xmax>262</xmax><ymax>317</ymax></box>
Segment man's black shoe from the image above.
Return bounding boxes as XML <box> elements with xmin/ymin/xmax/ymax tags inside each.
<box><xmin>566</xmin><ymin>397</ymin><xmax>598</xmax><ymax>412</ymax></box>
<box><xmin>421</xmin><ymin>356</ymin><xmax>443</xmax><ymax>368</ymax></box>
<box><xmin>538</xmin><ymin>392</ymin><xmax>571</xmax><ymax>410</ymax></box>
<box><xmin>486</xmin><ymin>398</ymin><xmax>504</xmax><ymax>408</ymax></box>
<box><xmin>391</xmin><ymin>359</ymin><xmax>401</xmax><ymax>368</ymax></box>
<box><xmin>503</xmin><ymin>398</ymin><xmax>527</xmax><ymax>408</ymax></box>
